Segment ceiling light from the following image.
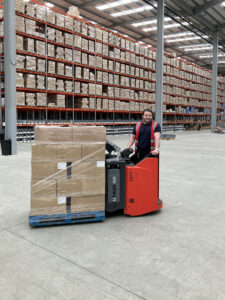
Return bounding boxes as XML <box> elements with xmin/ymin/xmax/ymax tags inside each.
<box><xmin>96</xmin><ymin>0</ymin><xmax>140</xmax><ymax>10</ymax></box>
<box><xmin>221</xmin><ymin>1</ymin><xmax>225</xmax><ymax>7</ymax></box>
<box><xmin>45</xmin><ymin>2</ymin><xmax>54</xmax><ymax>7</ymax></box>
<box><xmin>184</xmin><ymin>46</ymin><xmax>213</xmax><ymax>52</ymax></box>
<box><xmin>167</xmin><ymin>35</ymin><xmax>208</xmax><ymax>43</ymax></box>
<box><xmin>143</xmin><ymin>22</ymin><xmax>188</xmax><ymax>32</ymax></box>
<box><xmin>111</xmin><ymin>5</ymin><xmax>154</xmax><ymax>17</ymax></box>
<box><xmin>165</xmin><ymin>32</ymin><xmax>194</xmax><ymax>38</ymax></box>
<box><xmin>200</xmin><ymin>53</ymin><xmax>225</xmax><ymax>58</ymax></box>
<box><xmin>132</xmin><ymin>17</ymin><xmax>171</xmax><ymax>27</ymax></box>
<box><xmin>179</xmin><ymin>43</ymin><xmax>211</xmax><ymax>48</ymax></box>
<box><xmin>218</xmin><ymin>61</ymin><xmax>225</xmax><ymax>64</ymax></box>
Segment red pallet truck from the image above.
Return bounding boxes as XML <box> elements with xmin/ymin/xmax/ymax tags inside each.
<box><xmin>105</xmin><ymin>140</ymin><xmax>163</xmax><ymax>216</ymax></box>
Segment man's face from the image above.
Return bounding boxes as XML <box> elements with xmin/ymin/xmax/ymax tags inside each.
<box><xmin>142</xmin><ymin>112</ymin><xmax>153</xmax><ymax>124</ymax></box>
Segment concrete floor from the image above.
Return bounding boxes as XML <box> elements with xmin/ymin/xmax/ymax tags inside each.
<box><xmin>0</xmin><ymin>130</ymin><xmax>225</xmax><ymax>300</ymax></box>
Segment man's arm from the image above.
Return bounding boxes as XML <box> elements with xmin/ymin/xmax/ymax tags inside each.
<box><xmin>127</xmin><ymin>134</ymin><xmax>136</xmax><ymax>148</ymax></box>
<box><xmin>151</xmin><ymin>132</ymin><xmax>161</xmax><ymax>155</ymax></box>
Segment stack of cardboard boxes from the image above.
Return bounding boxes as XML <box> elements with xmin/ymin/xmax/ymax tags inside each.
<box><xmin>30</xmin><ymin>126</ymin><xmax>106</xmax><ymax>217</ymax></box>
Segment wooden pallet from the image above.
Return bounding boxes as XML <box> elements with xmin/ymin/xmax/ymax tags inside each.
<box><xmin>29</xmin><ymin>211</ymin><xmax>105</xmax><ymax>227</ymax></box>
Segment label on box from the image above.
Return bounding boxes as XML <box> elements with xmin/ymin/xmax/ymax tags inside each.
<box><xmin>97</xmin><ymin>161</ymin><xmax>105</xmax><ymax>168</ymax></box>
<box><xmin>58</xmin><ymin>162</ymin><xmax>67</xmax><ymax>170</ymax></box>
<box><xmin>58</xmin><ymin>197</ymin><xmax>66</xmax><ymax>204</ymax></box>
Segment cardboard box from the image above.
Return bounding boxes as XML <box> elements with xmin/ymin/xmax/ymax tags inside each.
<box><xmin>30</xmin><ymin>197</ymin><xmax>67</xmax><ymax>216</ymax></box>
<box><xmin>70</xmin><ymin>195</ymin><xmax>105</xmax><ymax>213</ymax></box>
<box><xmin>81</xmin><ymin>144</ymin><xmax>105</xmax><ymax>161</ymax></box>
<box><xmin>57</xmin><ymin>178</ymin><xmax>82</xmax><ymax>196</ymax></box>
<box><xmin>31</xmin><ymin>180</ymin><xmax>56</xmax><ymax>198</ymax></box>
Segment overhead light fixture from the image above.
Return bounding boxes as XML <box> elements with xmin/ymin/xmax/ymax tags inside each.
<box><xmin>218</xmin><ymin>61</ymin><xmax>225</xmax><ymax>64</ymax></box>
<box><xmin>96</xmin><ymin>0</ymin><xmax>140</xmax><ymax>10</ymax></box>
<box><xmin>45</xmin><ymin>2</ymin><xmax>54</xmax><ymax>7</ymax></box>
<box><xmin>111</xmin><ymin>5</ymin><xmax>155</xmax><ymax>17</ymax></box>
<box><xmin>184</xmin><ymin>46</ymin><xmax>213</xmax><ymax>52</ymax></box>
<box><xmin>221</xmin><ymin>1</ymin><xmax>225</xmax><ymax>7</ymax></box>
<box><xmin>165</xmin><ymin>32</ymin><xmax>194</xmax><ymax>38</ymax></box>
<box><xmin>200</xmin><ymin>53</ymin><xmax>225</xmax><ymax>58</ymax></box>
<box><xmin>167</xmin><ymin>35</ymin><xmax>208</xmax><ymax>43</ymax></box>
<box><xmin>132</xmin><ymin>17</ymin><xmax>171</xmax><ymax>27</ymax></box>
<box><xmin>179</xmin><ymin>43</ymin><xmax>211</xmax><ymax>48</ymax></box>
<box><xmin>143</xmin><ymin>22</ymin><xmax>188</xmax><ymax>32</ymax></box>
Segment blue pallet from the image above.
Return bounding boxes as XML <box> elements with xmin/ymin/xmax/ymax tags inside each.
<box><xmin>29</xmin><ymin>211</ymin><xmax>105</xmax><ymax>227</ymax></box>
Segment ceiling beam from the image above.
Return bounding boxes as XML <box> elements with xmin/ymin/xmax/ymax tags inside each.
<box><xmin>79</xmin><ymin>0</ymin><xmax>106</xmax><ymax>9</ymax></box>
<box><xmin>192</xmin><ymin>0</ymin><xmax>223</xmax><ymax>15</ymax></box>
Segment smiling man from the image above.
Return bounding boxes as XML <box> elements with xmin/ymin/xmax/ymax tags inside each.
<box><xmin>127</xmin><ymin>109</ymin><xmax>161</xmax><ymax>163</ymax></box>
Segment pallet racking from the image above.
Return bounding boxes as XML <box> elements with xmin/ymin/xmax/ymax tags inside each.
<box><xmin>0</xmin><ymin>0</ymin><xmax>224</xmax><ymax>134</ymax></box>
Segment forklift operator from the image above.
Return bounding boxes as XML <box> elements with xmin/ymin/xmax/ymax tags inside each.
<box><xmin>127</xmin><ymin>109</ymin><xmax>161</xmax><ymax>162</ymax></box>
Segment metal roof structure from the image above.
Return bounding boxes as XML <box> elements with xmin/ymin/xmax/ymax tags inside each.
<box><xmin>44</xmin><ymin>0</ymin><xmax>225</xmax><ymax>74</ymax></box>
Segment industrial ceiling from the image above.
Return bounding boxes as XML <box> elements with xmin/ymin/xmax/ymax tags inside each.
<box><xmin>46</xmin><ymin>0</ymin><xmax>225</xmax><ymax>75</ymax></box>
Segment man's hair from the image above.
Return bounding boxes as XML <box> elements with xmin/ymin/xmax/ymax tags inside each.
<box><xmin>142</xmin><ymin>109</ymin><xmax>153</xmax><ymax>116</ymax></box>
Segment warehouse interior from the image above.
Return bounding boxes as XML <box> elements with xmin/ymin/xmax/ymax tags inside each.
<box><xmin>0</xmin><ymin>0</ymin><xmax>225</xmax><ymax>299</ymax></box>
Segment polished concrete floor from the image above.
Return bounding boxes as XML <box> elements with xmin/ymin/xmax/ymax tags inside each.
<box><xmin>0</xmin><ymin>130</ymin><xmax>225</xmax><ymax>300</ymax></box>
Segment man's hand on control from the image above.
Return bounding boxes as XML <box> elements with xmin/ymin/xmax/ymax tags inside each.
<box><xmin>151</xmin><ymin>149</ymin><xmax>160</xmax><ymax>155</ymax></box>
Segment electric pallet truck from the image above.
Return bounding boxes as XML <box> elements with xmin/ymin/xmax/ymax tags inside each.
<box><xmin>105</xmin><ymin>140</ymin><xmax>163</xmax><ymax>216</ymax></box>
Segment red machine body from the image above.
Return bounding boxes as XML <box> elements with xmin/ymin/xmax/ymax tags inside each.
<box><xmin>124</xmin><ymin>157</ymin><xmax>163</xmax><ymax>216</ymax></box>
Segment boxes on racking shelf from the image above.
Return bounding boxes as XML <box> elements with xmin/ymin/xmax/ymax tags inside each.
<box><xmin>47</xmin><ymin>60</ymin><xmax>56</xmax><ymax>74</ymax></box>
<box><xmin>30</xmin><ymin>125</ymin><xmax>106</xmax><ymax>217</ymax></box>
<box><xmin>16</xmin><ymin>16</ymin><xmax>25</xmax><ymax>33</ymax></box>
<box><xmin>25</xmin><ymin>2</ymin><xmax>35</xmax><ymax>17</ymax></box>
<box><xmin>75</xmin><ymin>66</ymin><xmax>82</xmax><ymax>78</ymax></box>
<box><xmin>16</xmin><ymin>35</ymin><xmax>24</xmax><ymax>51</ymax></box>
<box><xmin>102</xmin><ymin>72</ymin><xmax>108</xmax><ymax>84</ymax></box>
<box><xmin>57</xmin><ymin>79</ymin><xmax>65</xmax><ymax>92</ymax></box>
<box><xmin>56</xmin><ymin>13</ymin><xmax>65</xmax><ymax>28</ymax></box>
<box><xmin>82</xmin><ymin>53</ymin><xmax>88</xmax><ymax>65</ymax></box>
<box><xmin>65</xmin><ymin>16</ymin><xmax>73</xmax><ymax>30</ymax></box>
<box><xmin>56</xmin><ymin>46</ymin><xmax>65</xmax><ymax>60</ymax></box>
<box><xmin>56</xmin><ymin>62</ymin><xmax>65</xmax><ymax>76</ymax></box>
<box><xmin>88</xmin><ymin>55</ymin><xmax>95</xmax><ymax>67</ymax></box>
<box><xmin>103</xmin><ymin>44</ymin><xmax>109</xmax><ymax>56</ymax></box>
<box><xmin>65</xmin><ymin>33</ymin><xmax>73</xmax><ymax>46</ymax></box>
<box><xmin>37</xmin><ymin>59</ymin><xmax>45</xmax><ymax>73</ymax></box>
<box><xmin>16</xmin><ymin>55</ymin><xmax>25</xmax><ymax>69</ymax></box>
<box><xmin>16</xmin><ymin>73</ymin><xmax>25</xmax><ymax>88</ymax></box>
<box><xmin>102</xmin><ymin>99</ymin><xmax>108</xmax><ymax>110</ymax></box>
<box><xmin>47</xmin><ymin>44</ymin><xmax>55</xmax><ymax>57</ymax></box>
<box><xmin>48</xmin><ymin>94</ymin><xmax>65</xmax><ymax>108</ymax></box>
<box><xmin>47</xmin><ymin>28</ymin><xmax>56</xmax><ymax>41</ymax></box>
<box><xmin>96</xmin><ymin>84</ymin><xmax>102</xmax><ymax>96</ymax></box>
<box><xmin>47</xmin><ymin>77</ymin><xmax>56</xmax><ymax>91</ymax></box>
<box><xmin>83</xmin><ymin>68</ymin><xmax>90</xmax><ymax>80</ymax></box>
<box><xmin>81</xmin><ymin>38</ymin><xmax>89</xmax><ymax>52</ymax></box>
<box><xmin>26</xmin><ymin>56</ymin><xmax>37</xmax><ymax>72</ymax></box>
<box><xmin>89</xmin><ymin>98</ymin><xmax>95</xmax><ymax>109</ymax></box>
<box><xmin>74</xmin><ymin>35</ymin><xmax>82</xmax><ymax>48</ymax></box>
<box><xmin>37</xmin><ymin>93</ymin><xmax>46</xmax><ymax>107</ymax></box>
<box><xmin>37</xmin><ymin>75</ymin><xmax>45</xmax><ymax>90</ymax></box>
<box><xmin>81</xmin><ymin>22</ymin><xmax>88</xmax><ymax>36</ymax></box>
<box><xmin>25</xmin><ymin>18</ymin><xmax>36</xmax><ymax>35</ymax></box>
<box><xmin>75</xmin><ymin>97</ymin><xmax>89</xmax><ymax>109</ymax></box>
<box><xmin>65</xmin><ymin>80</ymin><xmax>73</xmax><ymax>93</ymax></box>
<box><xmin>56</xmin><ymin>30</ymin><xmax>65</xmax><ymax>44</ymax></box>
<box><xmin>25</xmin><ymin>74</ymin><xmax>36</xmax><ymax>89</ymax></box>
<box><xmin>108</xmin><ymin>100</ymin><xmax>114</xmax><ymax>111</ymax></box>
<box><xmin>65</xmin><ymin>65</ymin><xmax>73</xmax><ymax>77</ymax></box>
<box><xmin>47</xmin><ymin>9</ymin><xmax>56</xmax><ymax>24</ymax></box>
<box><xmin>88</xmin><ymin>25</ymin><xmax>95</xmax><ymax>38</ymax></box>
<box><xmin>81</xmin><ymin>83</ymin><xmax>88</xmax><ymax>94</ymax></box>
<box><xmin>16</xmin><ymin>92</ymin><xmax>25</xmax><ymax>106</ymax></box>
<box><xmin>96</xmin><ymin>98</ymin><xmax>102</xmax><ymax>110</ymax></box>
<box><xmin>35</xmin><ymin>40</ymin><xmax>45</xmax><ymax>56</ymax></box>
<box><xmin>74</xmin><ymin>81</ymin><xmax>80</xmax><ymax>93</ymax></box>
<box><xmin>97</xmin><ymin>71</ymin><xmax>103</xmax><ymax>82</ymax></box>
<box><xmin>68</xmin><ymin>6</ymin><xmax>80</xmax><ymax>18</ymax></box>
<box><xmin>26</xmin><ymin>93</ymin><xmax>36</xmax><ymax>106</ymax></box>
<box><xmin>74</xmin><ymin>50</ymin><xmax>81</xmax><ymax>64</ymax></box>
<box><xmin>89</xmin><ymin>70</ymin><xmax>95</xmax><ymax>81</ymax></box>
<box><xmin>16</xmin><ymin>0</ymin><xmax>25</xmax><ymax>13</ymax></box>
<box><xmin>89</xmin><ymin>40</ymin><xmax>95</xmax><ymax>53</ymax></box>
<box><xmin>74</xmin><ymin>19</ymin><xmax>81</xmax><ymax>33</ymax></box>
<box><xmin>35</xmin><ymin>4</ymin><xmax>46</xmax><ymax>21</ymax></box>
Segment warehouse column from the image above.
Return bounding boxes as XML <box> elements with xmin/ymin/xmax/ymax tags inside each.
<box><xmin>0</xmin><ymin>55</ymin><xmax>3</xmax><ymax>140</ymax></box>
<box><xmin>155</xmin><ymin>0</ymin><xmax>164</xmax><ymax>129</ymax></box>
<box><xmin>211</xmin><ymin>31</ymin><xmax>218</xmax><ymax>133</ymax></box>
<box><xmin>4</xmin><ymin>0</ymin><xmax>17</xmax><ymax>154</ymax></box>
